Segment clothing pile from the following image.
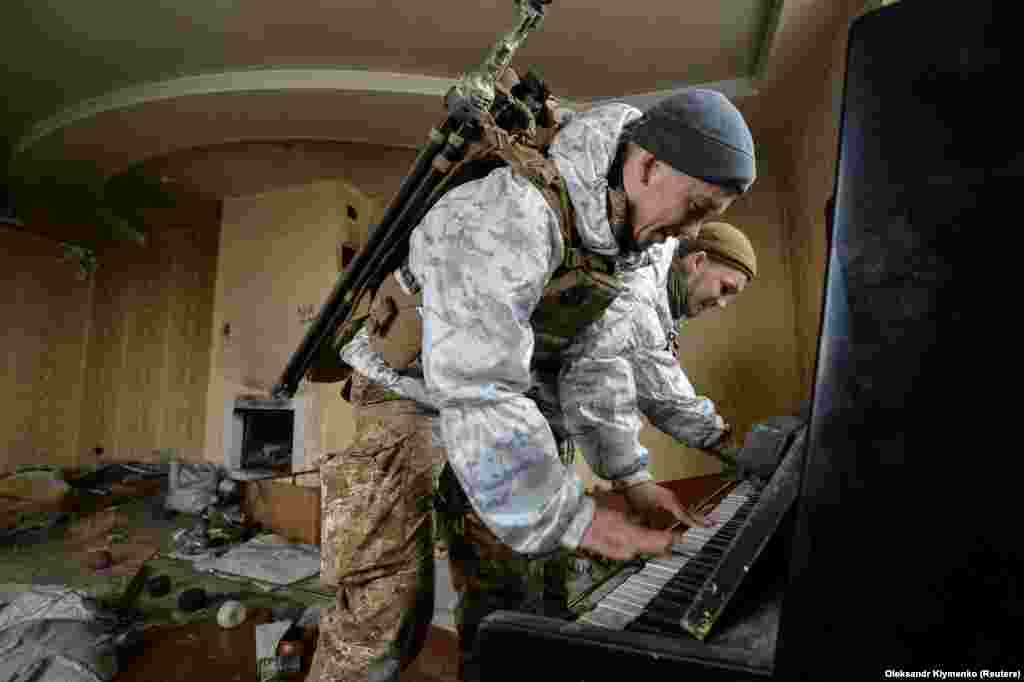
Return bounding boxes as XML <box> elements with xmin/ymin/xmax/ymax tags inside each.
<box><xmin>0</xmin><ymin>586</ymin><xmax>141</xmax><ymax>682</ymax></box>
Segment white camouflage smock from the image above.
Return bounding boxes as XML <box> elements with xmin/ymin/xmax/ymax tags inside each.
<box><xmin>558</xmin><ymin>236</ymin><xmax>725</xmax><ymax>493</ymax></box>
<box><xmin>342</xmin><ymin>243</ymin><xmax>725</xmax><ymax>558</ymax></box>
<box><xmin>393</xmin><ymin>103</ymin><xmax>721</xmax><ymax>555</ymax></box>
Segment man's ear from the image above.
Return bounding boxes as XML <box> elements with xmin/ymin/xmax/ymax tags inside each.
<box><xmin>639</xmin><ymin>151</ymin><xmax>658</xmax><ymax>186</ymax></box>
<box><xmin>625</xmin><ymin>145</ymin><xmax>657</xmax><ymax>189</ymax></box>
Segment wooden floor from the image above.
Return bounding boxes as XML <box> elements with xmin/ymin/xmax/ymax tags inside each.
<box><xmin>116</xmin><ymin>613</ymin><xmax>460</xmax><ymax>682</ymax></box>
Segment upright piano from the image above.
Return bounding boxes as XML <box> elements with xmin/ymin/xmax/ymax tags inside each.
<box><xmin>474</xmin><ymin>1</ymin><xmax>1022</xmax><ymax>678</ymax></box>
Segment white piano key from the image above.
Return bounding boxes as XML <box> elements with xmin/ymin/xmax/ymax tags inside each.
<box><xmin>605</xmin><ymin>585</ymin><xmax>652</xmax><ymax>606</ymax></box>
<box><xmin>619</xmin><ymin>579</ymin><xmax>662</xmax><ymax>596</ymax></box>
<box><xmin>579</xmin><ymin>608</ymin><xmax>615</xmax><ymax>629</ymax></box>
<box><xmin>592</xmin><ymin>602</ymin><xmax>643</xmax><ymax>630</ymax></box>
<box><xmin>626</xmin><ymin>573</ymin><xmax>672</xmax><ymax>591</ymax></box>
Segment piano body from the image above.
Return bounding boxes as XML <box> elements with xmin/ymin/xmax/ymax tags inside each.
<box><xmin>475</xmin><ymin>1</ymin><xmax>1022</xmax><ymax>678</ymax></box>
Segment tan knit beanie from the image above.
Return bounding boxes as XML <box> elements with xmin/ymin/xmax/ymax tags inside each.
<box><xmin>681</xmin><ymin>221</ymin><xmax>757</xmax><ymax>280</ymax></box>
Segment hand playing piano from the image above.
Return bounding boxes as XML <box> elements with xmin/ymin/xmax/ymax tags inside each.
<box><xmin>579</xmin><ymin>505</ymin><xmax>674</xmax><ymax>562</ymax></box>
<box><xmin>623</xmin><ymin>481</ymin><xmax>711</xmax><ymax>531</ymax></box>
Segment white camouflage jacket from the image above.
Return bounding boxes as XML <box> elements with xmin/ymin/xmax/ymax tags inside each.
<box><xmin>346</xmin><ymin>103</ymin><xmax>715</xmax><ymax>555</ymax></box>
<box><xmin>404</xmin><ymin>103</ymin><xmax>654</xmax><ymax>555</ymax></box>
<box><xmin>342</xmin><ymin>236</ymin><xmax>725</xmax><ymax>536</ymax></box>
<box><xmin>558</xmin><ymin>236</ymin><xmax>725</xmax><ymax>493</ymax></box>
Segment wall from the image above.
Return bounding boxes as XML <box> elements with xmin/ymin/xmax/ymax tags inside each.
<box><xmin>3</xmin><ymin>143</ymin><xmax>403</xmax><ymax>479</ymax></box>
<box><xmin>779</xmin><ymin>0</ymin><xmax>866</xmax><ymax>395</ymax></box>
<box><xmin>1</xmin><ymin>227</ymin><xmax>94</xmax><ymax>473</ymax></box>
<box><xmin>77</xmin><ymin>198</ymin><xmax>222</xmax><ymax>464</ymax></box>
<box><xmin>203</xmin><ymin>178</ymin><xmax>381</xmax><ymax>484</ymax></box>
<box><xmin>149</xmin><ymin>140</ymin><xmax>418</xmax><ymax>215</ymax></box>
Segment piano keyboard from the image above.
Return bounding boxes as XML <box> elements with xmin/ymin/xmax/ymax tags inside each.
<box><xmin>474</xmin><ymin>418</ymin><xmax>806</xmax><ymax>678</ymax></box>
<box><xmin>574</xmin><ymin>424</ymin><xmax>806</xmax><ymax>641</ymax></box>
<box><xmin>578</xmin><ymin>482</ymin><xmax>757</xmax><ymax>633</ymax></box>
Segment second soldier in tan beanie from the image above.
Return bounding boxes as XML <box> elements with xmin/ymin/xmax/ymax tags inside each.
<box><xmin>667</xmin><ymin>221</ymin><xmax>756</xmax><ymax>321</ymax></box>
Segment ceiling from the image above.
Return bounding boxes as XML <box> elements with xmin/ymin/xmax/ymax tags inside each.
<box><xmin>1</xmin><ymin>0</ymin><xmax>870</xmax><ymax>197</ymax></box>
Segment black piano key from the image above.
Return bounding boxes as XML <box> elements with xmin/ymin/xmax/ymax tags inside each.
<box><xmin>663</xmin><ymin>554</ymin><xmax>719</xmax><ymax>571</ymax></box>
<box><xmin>645</xmin><ymin>580</ymin><xmax>698</xmax><ymax>600</ymax></box>
<box><xmin>647</xmin><ymin>593</ymin><xmax>694</xmax><ymax>616</ymax></box>
<box><xmin>672</xmin><ymin>565</ymin><xmax>713</xmax><ymax>583</ymax></box>
<box><xmin>667</xmin><ymin>569</ymin><xmax>709</xmax><ymax>587</ymax></box>
<box><xmin>666</xmin><ymin>572</ymin><xmax>706</xmax><ymax>590</ymax></box>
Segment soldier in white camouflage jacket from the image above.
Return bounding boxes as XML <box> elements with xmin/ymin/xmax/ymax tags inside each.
<box><xmin>319</xmin><ymin>90</ymin><xmax>755</xmax><ymax>679</ymax></box>
<box><xmin>558</xmin><ymin>220</ymin><xmax>758</xmax><ymax>527</ymax></box>
<box><xmin>406</xmin><ymin>90</ymin><xmax>755</xmax><ymax>564</ymax></box>
<box><xmin>335</xmin><ymin>223</ymin><xmax>757</xmax><ymax>680</ymax></box>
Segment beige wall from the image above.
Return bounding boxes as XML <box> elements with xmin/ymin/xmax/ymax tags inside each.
<box><xmin>2</xmin><ymin>198</ymin><xmax>221</xmax><ymax>473</ymax></box>
<box><xmin>202</xmin><ymin>178</ymin><xmax>381</xmax><ymax>484</ymax></box>
<box><xmin>78</xmin><ymin>200</ymin><xmax>222</xmax><ymax>465</ymax></box>
<box><xmin>1</xmin><ymin>227</ymin><xmax>94</xmax><ymax>473</ymax></box>
<box><xmin>778</xmin><ymin>1</ymin><xmax>864</xmax><ymax>396</ymax></box>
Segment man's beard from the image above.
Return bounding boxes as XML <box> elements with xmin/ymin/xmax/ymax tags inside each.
<box><xmin>667</xmin><ymin>268</ymin><xmax>690</xmax><ymax>321</ymax></box>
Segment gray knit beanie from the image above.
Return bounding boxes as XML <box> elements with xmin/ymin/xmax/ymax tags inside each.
<box><xmin>630</xmin><ymin>89</ymin><xmax>756</xmax><ymax>194</ymax></box>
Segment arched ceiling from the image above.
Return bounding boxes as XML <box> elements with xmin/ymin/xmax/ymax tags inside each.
<box><xmin>2</xmin><ymin>0</ymin><xmax>870</xmax><ymax>193</ymax></box>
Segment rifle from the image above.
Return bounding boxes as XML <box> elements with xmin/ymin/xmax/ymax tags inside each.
<box><xmin>273</xmin><ymin>0</ymin><xmax>554</xmax><ymax>399</ymax></box>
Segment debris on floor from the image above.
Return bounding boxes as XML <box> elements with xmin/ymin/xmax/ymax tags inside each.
<box><xmin>0</xmin><ymin>585</ymin><xmax>143</xmax><ymax>682</ymax></box>
<box><xmin>194</xmin><ymin>534</ymin><xmax>321</xmax><ymax>587</ymax></box>
<box><xmin>0</xmin><ymin>459</ymin><xmax>334</xmax><ymax>680</ymax></box>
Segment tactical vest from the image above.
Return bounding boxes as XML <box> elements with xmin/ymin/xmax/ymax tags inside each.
<box><xmin>310</xmin><ymin>112</ymin><xmax>628</xmax><ymax>403</ymax></box>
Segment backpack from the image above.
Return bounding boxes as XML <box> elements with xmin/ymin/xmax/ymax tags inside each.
<box><xmin>307</xmin><ymin>72</ymin><xmax>624</xmax><ymax>387</ymax></box>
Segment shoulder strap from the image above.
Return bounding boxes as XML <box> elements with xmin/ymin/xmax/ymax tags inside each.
<box><xmin>427</xmin><ymin>113</ymin><xmax>618</xmax><ymax>278</ymax></box>
<box><xmin>484</xmin><ymin>127</ymin><xmax>616</xmax><ymax>277</ymax></box>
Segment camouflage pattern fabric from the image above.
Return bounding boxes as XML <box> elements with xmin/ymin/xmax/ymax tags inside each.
<box><xmin>559</xmin><ymin>237</ymin><xmax>726</xmax><ymax>490</ymax></box>
<box><xmin>310</xmin><ymin>381</ymin><xmax>444</xmax><ymax>682</ymax></box>
<box><xmin>408</xmin><ymin>103</ymin><xmax>647</xmax><ymax>557</ymax></box>
<box><xmin>436</xmin><ymin>440</ymin><xmax>578</xmax><ymax>681</ymax></box>
<box><xmin>340</xmin><ymin>323</ymin><xmax>441</xmax><ymax>410</ymax></box>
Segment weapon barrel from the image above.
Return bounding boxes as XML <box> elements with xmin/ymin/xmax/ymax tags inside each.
<box><xmin>272</xmin><ymin>1</ymin><xmax>553</xmax><ymax>399</ymax></box>
<box><xmin>271</xmin><ymin>129</ymin><xmax>447</xmax><ymax>398</ymax></box>
<box><xmin>357</xmin><ymin>131</ymin><xmax>470</xmax><ymax>291</ymax></box>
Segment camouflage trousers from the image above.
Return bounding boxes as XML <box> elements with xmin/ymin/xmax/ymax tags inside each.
<box><xmin>436</xmin><ymin>440</ymin><xmax>577</xmax><ymax>682</ymax></box>
<box><xmin>310</xmin><ymin>398</ymin><xmax>445</xmax><ymax>682</ymax></box>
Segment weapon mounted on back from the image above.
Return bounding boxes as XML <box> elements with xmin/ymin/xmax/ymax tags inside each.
<box><xmin>272</xmin><ymin>0</ymin><xmax>554</xmax><ymax>399</ymax></box>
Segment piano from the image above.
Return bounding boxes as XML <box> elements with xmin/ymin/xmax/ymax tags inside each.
<box><xmin>474</xmin><ymin>417</ymin><xmax>805</xmax><ymax>681</ymax></box>
<box><xmin>575</xmin><ymin>416</ymin><xmax>805</xmax><ymax>642</ymax></box>
<box><xmin>474</xmin><ymin>1</ymin><xmax>1022</xmax><ymax>679</ymax></box>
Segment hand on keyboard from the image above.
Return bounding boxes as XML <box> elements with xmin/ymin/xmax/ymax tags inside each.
<box><xmin>623</xmin><ymin>481</ymin><xmax>711</xmax><ymax>531</ymax></box>
<box><xmin>579</xmin><ymin>505</ymin><xmax>673</xmax><ymax>562</ymax></box>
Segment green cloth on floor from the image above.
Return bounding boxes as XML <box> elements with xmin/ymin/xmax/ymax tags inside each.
<box><xmin>0</xmin><ymin>497</ymin><xmax>332</xmax><ymax>627</ymax></box>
